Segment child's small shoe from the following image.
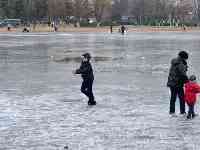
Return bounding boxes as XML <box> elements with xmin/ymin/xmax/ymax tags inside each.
<box><xmin>187</xmin><ymin>114</ymin><xmax>192</xmax><ymax>119</ymax></box>
<box><xmin>192</xmin><ymin>114</ymin><xmax>196</xmax><ymax>118</ymax></box>
<box><xmin>64</xmin><ymin>145</ymin><xmax>69</xmax><ymax>149</ymax></box>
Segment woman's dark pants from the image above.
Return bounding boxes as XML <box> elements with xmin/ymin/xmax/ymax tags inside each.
<box><xmin>169</xmin><ymin>87</ymin><xmax>185</xmax><ymax>114</ymax></box>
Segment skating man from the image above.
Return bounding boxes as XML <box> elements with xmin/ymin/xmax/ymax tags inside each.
<box><xmin>73</xmin><ymin>53</ymin><xmax>96</xmax><ymax>105</ymax></box>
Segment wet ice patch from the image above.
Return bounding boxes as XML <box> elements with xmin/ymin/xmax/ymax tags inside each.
<box><xmin>54</xmin><ymin>56</ymin><xmax>111</xmax><ymax>63</ymax></box>
<box><xmin>0</xmin><ymin>33</ymin><xmax>72</xmax><ymax>37</ymax></box>
<box><xmin>59</xmin><ymin>93</ymin><xmax>84</xmax><ymax>103</ymax></box>
<box><xmin>0</xmin><ymin>41</ymin><xmax>34</xmax><ymax>48</ymax></box>
<box><xmin>151</xmin><ymin>64</ymin><xmax>169</xmax><ymax>74</ymax></box>
<box><xmin>0</xmin><ymin>95</ymin><xmax>17</xmax><ymax>129</ymax></box>
<box><xmin>0</xmin><ymin>113</ymin><xmax>16</xmax><ymax>129</ymax></box>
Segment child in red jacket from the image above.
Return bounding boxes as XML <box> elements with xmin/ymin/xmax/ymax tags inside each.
<box><xmin>184</xmin><ymin>75</ymin><xmax>200</xmax><ymax>119</ymax></box>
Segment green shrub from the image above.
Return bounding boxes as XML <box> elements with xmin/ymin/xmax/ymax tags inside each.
<box><xmin>180</xmin><ymin>22</ymin><xmax>196</xmax><ymax>27</ymax></box>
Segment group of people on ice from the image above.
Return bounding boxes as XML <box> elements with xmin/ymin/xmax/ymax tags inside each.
<box><xmin>74</xmin><ymin>51</ymin><xmax>200</xmax><ymax>119</ymax></box>
<box><xmin>110</xmin><ymin>25</ymin><xmax>127</xmax><ymax>34</ymax></box>
<box><xmin>167</xmin><ymin>51</ymin><xmax>200</xmax><ymax>119</ymax></box>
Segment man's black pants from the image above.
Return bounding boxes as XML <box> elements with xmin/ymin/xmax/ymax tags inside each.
<box><xmin>169</xmin><ymin>87</ymin><xmax>185</xmax><ymax>114</ymax></box>
<box><xmin>81</xmin><ymin>79</ymin><xmax>94</xmax><ymax>102</ymax></box>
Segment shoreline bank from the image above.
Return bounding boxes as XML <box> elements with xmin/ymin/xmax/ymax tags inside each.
<box><xmin>0</xmin><ymin>26</ymin><xmax>200</xmax><ymax>33</ymax></box>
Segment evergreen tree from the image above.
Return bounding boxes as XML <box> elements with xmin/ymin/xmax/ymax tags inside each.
<box><xmin>14</xmin><ymin>0</ymin><xmax>25</xmax><ymax>18</ymax></box>
<box><xmin>0</xmin><ymin>0</ymin><xmax>9</xmax><ymax>17</ymax></box>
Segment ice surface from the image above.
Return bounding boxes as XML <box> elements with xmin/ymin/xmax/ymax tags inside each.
<box><xmin>1</xmin><ymin>32</ymin><xmax>200</xmax><ymax>150</ymax></box>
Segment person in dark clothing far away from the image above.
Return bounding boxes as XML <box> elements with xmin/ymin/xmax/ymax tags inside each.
<box><xmin>110</xmin><ymin>24</ymin><xmax>113</xmax><ymax>33</ymax></box>
<box><xmin>121</xmin><ymin>25</ymin><xmax>126</xmax><ymax>35</ymax></box>
<box><xmin>167</xmin><ymin>51</ymin><xmax>189</xmax><ymax>116</ymax></box>
<box><xmin>73</xmin><ymin>53</ymin><xmax>96</xmax><ymax>106</ymax></box>
<box><xmin>184</xmin><ymin>75</ymin><xmax>200</xmax><ymax>119</ymax></box>
<box><xmin>22</xmin><ymin>27</ymin><xmax>30</xmax><ymax>32</ymax></box>
<box><xmin>7</xmin><ymin>24</ymin><xmax>11</xmax><ymax>31</ymax></box>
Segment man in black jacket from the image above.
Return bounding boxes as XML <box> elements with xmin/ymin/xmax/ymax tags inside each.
<box><xmin>167</xmin><ymin>51</ymin><xmax>189</xmax><ymax>115</ymax></box>
<box><xmin>74</xmin><ymin>53</ymin><xmax>96</xmax><ymax>105</ymax></box>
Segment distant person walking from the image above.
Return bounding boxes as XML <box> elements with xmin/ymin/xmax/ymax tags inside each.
<box><xmin>22</xmin><ymin>27</ymin><xmax>29</xmax><ymax>32</ymax></box>
<box><xmin>121</xmin><ymin>25</ymin><xmax>126</xmax><ymax>35</ymax></box>
<box><xmin>182</xmin><ymin>24</ymin><xmax>186</xmax><ymax>31</ymax></box>
<box><xmin>48</xmin><ymin>21</ymin><xmax>51</xmax><ymax>27</ymax></box>
<box><xmin>167</xmin><ymin>51</ymin><xmax>189</xmax><ymax>115</ymax></box>
<box><xmin>184</xmin><ymin>75</ymin><xmax>200</xmax><ymax>119</ymax></box>
<box><xmin>73</xmin><ymin>53</ymin><xmax>96</xmax><ymax>106</ymax></box>
<box><xmin>110</xmin><ymin>24</ymin><xmax>113</xmax><ymax>33</ymax></box>
<box><xmin>54</xmin><ymin>24</ymin><xmax>58</xmax><ymax>32</ymax></box>
<box><xmin>7</xmin><ymin>24</ymin><xmax>11</xmax><ymax>31</ymax></box>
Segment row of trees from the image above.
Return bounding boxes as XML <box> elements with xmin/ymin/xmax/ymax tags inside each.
<box><xmin>0</xmin><ymin>0</ymin><xmax>112</xmax><ymax>23</ymax></box>
<box><xmin>0</xmin><ymin>0</ymin><xmax>200</xmax><ymax>25</ymax></box>
<box><xmin>112</xmin><ymin>0</ymin><xmax>200</xmax><ymax>25</ymax></box>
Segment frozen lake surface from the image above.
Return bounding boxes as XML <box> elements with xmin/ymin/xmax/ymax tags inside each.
<box><xmin>1</xmin><ymin>32</ymin><xmax>200</xmax><ymax>150</ymax></box>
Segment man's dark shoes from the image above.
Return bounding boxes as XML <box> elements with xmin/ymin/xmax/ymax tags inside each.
<box><xmin>88</xmin><ymin>100</ymin><xmax>96</xmax><ymax>106</ymax></box>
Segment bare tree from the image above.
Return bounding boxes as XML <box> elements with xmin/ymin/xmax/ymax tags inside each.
<box><xmin>131</xmin><ymin>0</ymin><xmax>145</xmax><ymax>24</ymax></box>
<box><xmin>93</xmin><ymin>0</ymin><xmax>112</xmax><ymax>24</ymax></box>
<box><xmin>111</xmin><ymin>0</ymin><xmax>121</xmax><ymax>21</ymax></box>
<box><xmin>73</xmin><ymin>0</ymin><xmax>84</xmax><ymax>22</ymax></box>
<box><xmin>72</xmin><ymin>0</ymin><xmax>94</xmax><ymax>24</ymax></box>
<box><xmin>0</xmin><ymin>0</ymin><xmax>198</xmax><ymax>25</ymax></box>
<box><xmin>176</xmin><ymin>1</ymin><xmax>193</xmax><ymax>22</ymax></box>
<box><xmin>131</xmin><ymin>0</ymin><xmax>175</xmax><ymax>24</ymax></box>
<box><xmin>64</xmin><ymin>0</ymin><xmax>73</xmax><ymax>17</ymax></box>
<box><xmin>198</xmin><ymin>0</ymin><xmax>200</xmax><ymax>21</ymax></box>
<box><xmin>82</xmin><ymin>0</ymin><xmax>93</xmax><ymax>19</ymax></box>
<box><xmin>47</xmin><ymin>0</ymin><xmax>65</xmax><ymax>19</ymax></box>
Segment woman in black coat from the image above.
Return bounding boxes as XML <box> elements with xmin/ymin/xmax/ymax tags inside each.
<box><xmin>167</xmin><ymin>51</ymin><xmax>189</xmax><ymax>115</ymax></box>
